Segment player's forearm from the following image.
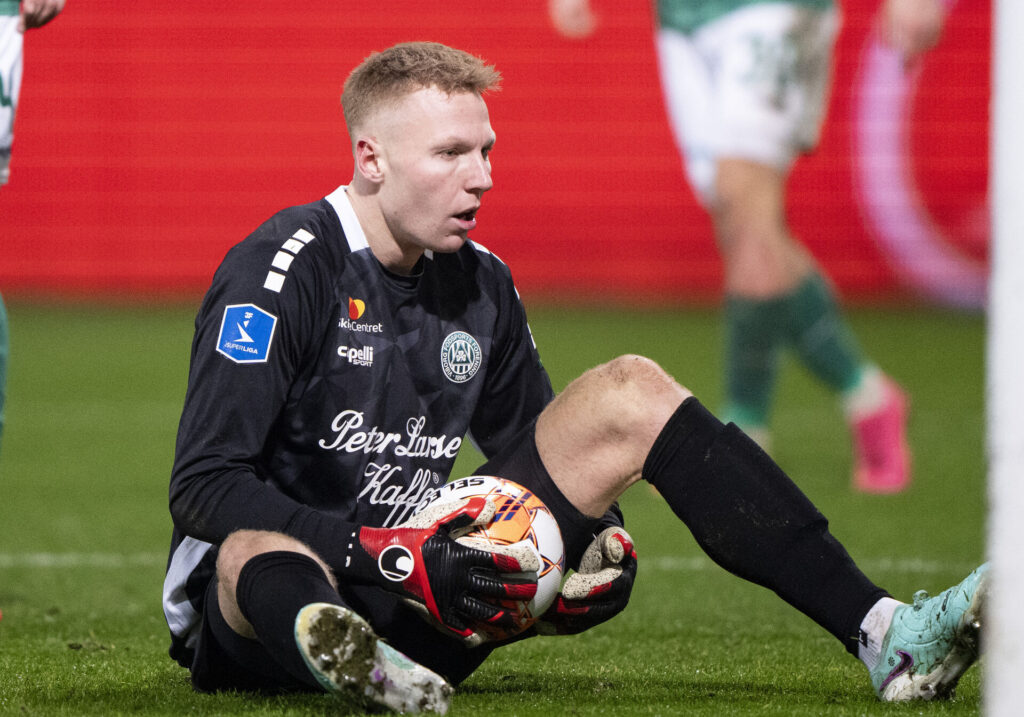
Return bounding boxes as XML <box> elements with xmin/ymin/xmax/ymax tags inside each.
<box><xmin>167</xmin><ymin>466</ymin><xmax>354</xmax><ymax>555</ymax></box>
<box><xmin>168</xmin><ymin>466</ymin><xmax>391</xmax><ymax>584</ymax></box>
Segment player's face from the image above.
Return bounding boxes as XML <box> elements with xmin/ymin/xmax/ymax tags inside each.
<box><xmin>376</xmin><ymin>87</ymin><xmax>495</xmax><ymax>260</ymax></box>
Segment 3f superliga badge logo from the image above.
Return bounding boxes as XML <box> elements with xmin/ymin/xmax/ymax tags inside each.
<box><xmin>440</xmin><ymin>331</ymin><xmax>481</xmax><ymax>383</ymax></box>
<box><xmin>216</xmin><ymin>304</ymin><xmax>277</xmax><ymax>364</ymax></box>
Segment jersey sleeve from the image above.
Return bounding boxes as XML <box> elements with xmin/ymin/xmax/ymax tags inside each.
<box><xmin>469</xmin><ymin>259</ymin><xmax>554</xmax><ymax>458</ymax></box>
<box><xmin>168</xmin><ymin>208</ymin><xmax>355</xmax><ymax>561</ymax></box>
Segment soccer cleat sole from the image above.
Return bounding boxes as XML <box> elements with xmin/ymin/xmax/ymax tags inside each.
<box><xmin>295</xmin><ymin>602</ymin><xmax>453</xmax><ymax>714</ymax></box>
<box><xmin>880</xmin><ymin>576</ymin><xmax>986</xmax><ymax>701</ymax></box>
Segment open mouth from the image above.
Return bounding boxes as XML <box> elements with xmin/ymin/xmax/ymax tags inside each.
<box><xmin>454</xmin><ymin>208</ymin><xmax>477</xmax><ymax>222</ymax></box>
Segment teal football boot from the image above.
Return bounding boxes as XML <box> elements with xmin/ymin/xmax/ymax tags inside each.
<box><xmin>871</xmin><ymin>563</ymin><xmax>988</xmax><ymax>701</ymax></box>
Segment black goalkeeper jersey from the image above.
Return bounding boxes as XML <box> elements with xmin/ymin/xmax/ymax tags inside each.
<box><xmin>163</xmin><ymin>186</ymin><xmax>554</xmax><ymax>659</ymax></box>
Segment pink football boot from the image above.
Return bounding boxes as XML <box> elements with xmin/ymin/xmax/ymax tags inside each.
<box><xmin>851</xmin><ymin>379</ymin><xmax>911</xmax><ymax>493</ymax></box>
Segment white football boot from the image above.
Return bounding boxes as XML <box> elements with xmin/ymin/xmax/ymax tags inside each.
<box><xmin>295</xmin><ymin>602</ymin><xmax>453</xmax><ymax>714</ymax></box>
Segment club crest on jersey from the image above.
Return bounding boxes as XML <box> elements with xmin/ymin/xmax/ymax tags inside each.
<box><xmin>440</xmin><ymin>331</ymin><xmax>482</xmax><ymax>384</ymax></box>
<box><xmin>216</xmin><ymin>304</ymin><xmax>277</xmax><ymax>364</ymax></box>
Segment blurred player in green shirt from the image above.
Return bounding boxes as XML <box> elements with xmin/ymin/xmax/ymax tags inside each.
<box><xmin>1</xmin><ymin>0</ymin><xmax>65</xmax><ymax>451</ymax></box>
<box><xmin>550</xmin><ymin>0</ymin><xmax>947</xmax><ymax>493</ymax></box>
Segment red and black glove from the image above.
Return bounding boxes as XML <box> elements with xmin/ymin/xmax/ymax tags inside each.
<box><xmin>534</xmin><ymin>526</ymin><xmax>637</xmax><ymax>635</ymax></box>
<box><xmin>355</xmin><ymin>496</ymin><xmax>540</xmax><ymax>646</ymax></box>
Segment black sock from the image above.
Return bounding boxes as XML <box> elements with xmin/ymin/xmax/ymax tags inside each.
<box><xmin>643</xmin><ymin>397</ymin><xmax>889</xmax><ymax>655</ymax></box>
<box><xmin>235</xmin><ymin>550</ymin><xmax>346</xmax><ymax>684</ymax></box>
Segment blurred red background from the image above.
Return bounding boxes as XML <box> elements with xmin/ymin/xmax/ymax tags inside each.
<box><xmin>0</xmin><ymin>0</ymin><xmax>989</xmax><ymax>306</ymax></box>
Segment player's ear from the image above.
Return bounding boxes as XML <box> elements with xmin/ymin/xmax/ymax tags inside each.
<box><xmin>354</xmin><ymin>137</ymin><xmax>385</xmax><ymax>184</ymax></box>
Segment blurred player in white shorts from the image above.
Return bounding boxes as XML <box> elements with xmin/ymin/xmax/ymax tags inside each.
<box><xmin>0</xmin><ymin>6</ymin><xmax>23</xmax><ymax>186</ymax></box>
<box><xmin>550</xmin><ymin>0</ymin><xmax>948</xmax><ymax>493</ymax></box>
<box><xmin>655</xmin><ymin>3</ymin><xmax>837</xmax><ymax>207</ymax></box>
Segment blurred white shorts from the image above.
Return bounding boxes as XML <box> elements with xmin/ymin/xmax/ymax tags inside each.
<box><xmin>1</xmin><ymin>14</ymin><xmax>24</xmax><ymax>186</ymax></box>
<box><xmin>656</xmin><ymin>2</ymin><xmax>839</xmax><ymax>204</ymax></box>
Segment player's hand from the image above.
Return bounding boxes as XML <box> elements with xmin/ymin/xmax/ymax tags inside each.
<box><xmin>19</xmin><ymin>0</ymin><xmax>66</xmax><ymax>32</ymax></box>
<box><xmin>549</xmin><ymin>0</ymin><xmax>597</xmax><ymax>39</ymax></box>
<box><xmin>534</xmin><ymin>526</ymin><xmax>637</xmax><ymax>635</ymax></box>
<box><xmin>881</xmin><ymin>0</ymin><xmax>947</xmax><ymax>63</ymax></box>
<box><xmin>359</xmin><ymin>497</ymin><xmax>540</xmax><ymax>647</ymax></box>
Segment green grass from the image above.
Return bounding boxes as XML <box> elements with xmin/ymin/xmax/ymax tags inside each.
<box><xmin>0</xmin><ymin>302</ymin><xmax>986</xmax><ymax>715</ymax></box>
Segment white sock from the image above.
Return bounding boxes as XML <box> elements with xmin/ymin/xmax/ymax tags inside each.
<box><xmin>842</xmin><ymin>365</ymin><xmax>888</xmax><ymax>420</ymax></box>
<box><xmin>857</xmin><ymin>597</ymin><xmax>902</xmax><ymax>671</ymax></box>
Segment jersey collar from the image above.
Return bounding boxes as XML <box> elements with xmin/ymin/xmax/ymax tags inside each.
<box><xmin>324</xmin><ymin>185</ymin><xmax>435</xmax><ymax>263</ymax></box>
<box><xmin>325</xmin><ymin>186</ymin><xmax>370</xmax><ymax>254</ymax></box>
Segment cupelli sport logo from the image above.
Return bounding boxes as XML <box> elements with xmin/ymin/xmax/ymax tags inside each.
<box><xmin>441</xmin><ymin>331</ymin><xmax>481</xmax><ymax>383</ymax></box>
<box><xmin>338</xmin><ymin>344</ymin><xmax>374</xmax><ymax>367</ymax></box>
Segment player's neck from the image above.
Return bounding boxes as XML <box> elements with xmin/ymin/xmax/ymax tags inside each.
<box><xmin>345</xmin><ymin>186</ymin><xmax>424</xmax><ymax>276</ymax></box>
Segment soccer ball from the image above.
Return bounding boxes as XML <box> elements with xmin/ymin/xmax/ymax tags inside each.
<box><xmin>429</xmin><ymin>475</ymin><xmax>564</xmax><ymax>640</ymax></box>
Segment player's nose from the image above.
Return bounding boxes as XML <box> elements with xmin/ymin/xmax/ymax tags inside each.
<box><xmin>466</xmin><ymin>153</ymin><xmax>493</xmax><ymax>194</ymax></box>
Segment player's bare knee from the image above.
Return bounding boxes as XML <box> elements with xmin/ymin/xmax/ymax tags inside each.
<box><xmin>597</xmin><ymin>355</ymin><xmax>690</xmax><ymax>420</ymax></box>
<box><xmin>576</xmin><ymin>355</ymin><xmax>692</xmax><ymax>466</ymax></box>
<box><xmin>217</xmin><ymin>530</ymin><xmax>320</xmax><ymax>583</ymax></box>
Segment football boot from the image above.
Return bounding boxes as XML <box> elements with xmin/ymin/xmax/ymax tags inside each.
<box><xmin>295</xmin><ymin>602</ymin><xmax>453</xmax><ymax>714</ymax></box>
<box><xmin>871</xmin><ymin>564</ymin><xmax>987</xmax><ymax>701</ymax></box>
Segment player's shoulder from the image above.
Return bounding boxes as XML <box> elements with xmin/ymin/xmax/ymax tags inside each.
<box><xmin>215</xmin><ymin>197</ymin><xmax>348</xmax><ymax>287</ymax></box>
<box><xmin>238</xmin><ymin>198</ymin><xmax>343</xmax><ymax>258</ymax></box>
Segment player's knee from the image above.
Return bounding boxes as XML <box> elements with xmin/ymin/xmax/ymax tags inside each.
<box><xmin>217</xmin><ymin>530</ymin><xmax>313</xmax><ymax>582</ymax></box>
<box><xmin>594</xmin><ymin>354</ymin><xmax>690</xmax><ymax>425</ymax></box>
<box><xmin>603</xmin><ymin>354</ymin><xmax>683</xmax><ymax>392</ymax></box>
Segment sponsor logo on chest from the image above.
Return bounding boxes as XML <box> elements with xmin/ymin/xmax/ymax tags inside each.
<box><xmin>340</xmin><ymin>296</ymin><xmax>383</xmax><ymax>333</ymax></box>
<box><xmin>319</xmin><ymin>412</ymin><xmax>461</xmax><ymax>459</ymax></box>
<box><xmin>337</xmin><ymin>345</ymin><xmax>374</xmax><ymax>367</ymax></box>
<box><xmin>318</xmin><ymin>412</ymin><xmax>460</xmax><ymax>525</ymax></box>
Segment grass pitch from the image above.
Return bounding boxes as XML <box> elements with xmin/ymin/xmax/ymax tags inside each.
<box><xmin>0</xmin><ymin>302</ymin><xmax>986</xmax><ymax>716</ymax></box>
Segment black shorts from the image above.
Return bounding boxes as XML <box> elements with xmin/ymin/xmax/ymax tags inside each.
<box><xmin>189</xmin><ymin>419</ymin><xmax>603</xmax><ymax>692</ymax></box>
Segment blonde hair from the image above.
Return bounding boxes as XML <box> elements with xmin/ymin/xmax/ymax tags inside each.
<box><xmin>342</xmin><ymin>42</ymin><xmax>501</xmax><ymax>138</ymax></box>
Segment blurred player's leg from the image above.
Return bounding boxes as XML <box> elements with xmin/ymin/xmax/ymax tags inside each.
<box><xmin>847</xmin><ymin>372</ymin><xmax>910</xmax><ymax>493</ymax></box>
<box><xmin>781</xmin><ymin>273</ymin><xmax>911</xmax><ymax>492</ymax></box>
<box><xmin>720</xmin><ymin>267</ymin><xmax>784</xmax><ymax>450</ymax></box>
<box><xmin>657</xmin><ymin>6</ymin><xmax>908</xmax><ymax>490</ymax></box>
<box><xmin>0</xmin><ymin>292</ymin><xmax>8</xmax><ymax>450</ymax></box>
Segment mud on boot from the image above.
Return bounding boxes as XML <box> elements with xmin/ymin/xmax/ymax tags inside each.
<box><xmin>295</xmin><ymin>602</ymin><xmax>453</xmax><ymax>714</ymax></box>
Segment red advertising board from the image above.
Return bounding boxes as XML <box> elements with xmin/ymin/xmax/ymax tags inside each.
<box><xmin>0</xmin><ymin>0</ymin><xmax>989</xmax><ymax>307</ymax></box>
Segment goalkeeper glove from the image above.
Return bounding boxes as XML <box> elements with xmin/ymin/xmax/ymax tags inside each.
<box><xmin>355</xmin><ymin>496</ymin><xmax>540</xmax><ymax>646</ymax></box>
<box><xmin>534</xmin><ymin>526</ymin><xmax>637</xmax><ymax>635</ymax></box>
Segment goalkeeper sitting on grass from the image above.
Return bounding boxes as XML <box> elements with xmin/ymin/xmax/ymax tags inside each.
<box><xmin>163</xmin><ymin>40</ymin><xmax>986</xmax><ymax>715</ymax></box>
